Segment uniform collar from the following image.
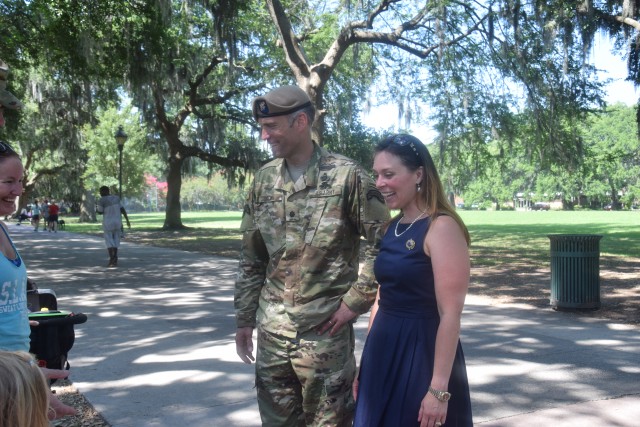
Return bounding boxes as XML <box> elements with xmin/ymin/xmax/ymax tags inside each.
<box><xmin>275</xmin><ymin>143</ymin><xmax>327</xmax><ymax>191</ymax></box>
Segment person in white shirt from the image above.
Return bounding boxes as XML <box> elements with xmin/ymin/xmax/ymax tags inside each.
<box><xmin>96</xmin><ymin>186</ymin><xmax>130</xmax><ymax>268</ymax></box>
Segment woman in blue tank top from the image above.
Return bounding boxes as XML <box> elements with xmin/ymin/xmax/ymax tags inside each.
<box><xmin>0</xmin><ymin>140</ymin><xmax>29</xmax><ymax>352</ymax></box>
<box><xmin>354</xmin><ymin>134</ymin><xmax>473</xmax><ymax>427</ymax></box>
<box><xmin>0</xmin><ymin>140</ymin><xmax>77</xmax><ymax>420</ymax></box>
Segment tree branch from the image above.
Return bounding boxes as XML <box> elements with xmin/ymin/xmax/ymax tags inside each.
<box><xmin>267</xmin><ymin>0</ymin><xmax>311</xmax><ymax>79</ymax></box>
<box><xmin>180</xmin><ymin>145</ymin><xmax>247</xmax><ymax>169</ymax></box>
<box><xmin>25</xmin><ymin>165</ymin><xmax>68</xmax><ymax>188</ymax></box>
<box><xmin>316</xmin><ymin>1</ymin><xmax>487</xmax><ymax>82</ymax></box>
<box><xmin>594</xmin><ymin>10</ymin><xmax>640</xmax><ymax>32</ymax></box>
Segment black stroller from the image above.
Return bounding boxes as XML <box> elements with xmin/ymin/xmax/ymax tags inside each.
<box><xmin>27</xmin><ymin>280</ymin><xmax>88</xmax><ymax>373</ymax></box>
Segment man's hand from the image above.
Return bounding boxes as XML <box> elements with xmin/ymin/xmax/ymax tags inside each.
<box><xmin>316</xmin><ymin>301</ymin><xmax>358</xmax><ymax>337</ymax></box>
<box><xmin>235</xmin><ymin>327</ymin><xmax>255</xmax><ymax>364</ymax></box>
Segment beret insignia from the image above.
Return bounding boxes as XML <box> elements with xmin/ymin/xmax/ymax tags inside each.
<box><xmin>258</xmin><ymin>100</ymin><xmax>269</xmax><ymax>115</ymax></box>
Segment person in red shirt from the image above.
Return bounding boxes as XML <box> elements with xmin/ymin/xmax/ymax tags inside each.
<box><xmin>47</xmin><ymin>201</ymin><xmax>59</xmax><ymax>232</ymax></box>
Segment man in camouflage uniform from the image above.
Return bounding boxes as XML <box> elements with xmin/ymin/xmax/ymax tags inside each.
<box><xmin>234</xmin><ymin>85</ymin><xmax>389</xmax><ymax>426</ymax></box>
<box><xmin>0</xmin><ymin>59</ymin><xmax>24</xmax><ymax>127</ymax></box>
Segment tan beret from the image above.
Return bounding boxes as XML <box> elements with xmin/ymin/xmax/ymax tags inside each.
<box><xmin>0</xmin><ymin>60</ymin><xmax>23</xmax><ymax>110</ymax></box>
<box><xmin>0</xmin><ymin>59</ymin><xmax>8</xmax><ymax>81</ymax></box>
<box><xmin>252</xmin><ymin>85</ymin><xmax>313</xmax><ymax>121</ymax></box>
<box><xmin>0</xmin><ymin>89</ymin><xmax>23</xmax><ymax>110</ymax></box>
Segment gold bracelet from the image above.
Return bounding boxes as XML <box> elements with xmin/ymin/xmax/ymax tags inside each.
<box><xmin>428</xmin><ymin>386</ymin><xmax>452</xmax><ymax>402</ymax></box>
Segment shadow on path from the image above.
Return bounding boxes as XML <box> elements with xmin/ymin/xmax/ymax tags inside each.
<box><xmin>10</xmin><ymin>224</ymin><xmax>640</xmax><ymax>427</ymax></box>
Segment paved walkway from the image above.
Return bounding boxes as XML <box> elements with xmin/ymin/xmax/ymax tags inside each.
<box><xmin>9</xmin><ymin>223</ymin><xmax>640</xmax><ymax>427</ymax></box>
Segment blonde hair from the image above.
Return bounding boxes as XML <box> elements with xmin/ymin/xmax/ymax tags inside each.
<box><xmin>0</xmin><ymin>351</ymin><xmax>50</xmax><ymax>427</ymax></box>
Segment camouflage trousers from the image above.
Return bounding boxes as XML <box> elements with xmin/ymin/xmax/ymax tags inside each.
<box><xmin>255</xmin><ymin>324</ymin><xmax>356</xmax><ymax>427</ymax></box>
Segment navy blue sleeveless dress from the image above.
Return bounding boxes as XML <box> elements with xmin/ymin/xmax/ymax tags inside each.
<box><xmin>354</xmin><ymin>216</ymin><xmax>473</xmax><ymax>426</ymax></box>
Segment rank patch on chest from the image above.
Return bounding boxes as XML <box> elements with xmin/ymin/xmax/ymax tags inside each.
<box><xmin>367</xmin><ymin>188</ymin><xmax>385</xmax><ymax>204</ymax></box>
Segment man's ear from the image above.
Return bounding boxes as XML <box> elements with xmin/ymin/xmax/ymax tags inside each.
<box><xmin>294</xmin><ymin>112</ymin><xmax>309</xmax><ymax>130</ymax></box>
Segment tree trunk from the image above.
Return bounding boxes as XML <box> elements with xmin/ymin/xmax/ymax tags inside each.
<box><xmin>16</xmin><ymin>190</ymin><xmax>32</xmax><ymax>217</ymax></box>
<box><xmin>163</xmin><ymin>154</ymin><xmax>185</xmax><ymax>229</ymax></box>
<box><xmin>79</xmin><ymin>190</ymin><xmax>97</xmax><ymax>223</ymax></box>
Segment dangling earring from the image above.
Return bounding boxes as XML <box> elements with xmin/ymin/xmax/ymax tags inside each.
<box><xmin>416</xmin><ymin>183</ymin><xmax>421</xmax><ymax>193</ymax></box>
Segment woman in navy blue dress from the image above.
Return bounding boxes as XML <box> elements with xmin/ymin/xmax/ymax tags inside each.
<box><xmin>354</xmin><ymin>134</ymin><xmax>473</xmax><ymax>427</ymax></box>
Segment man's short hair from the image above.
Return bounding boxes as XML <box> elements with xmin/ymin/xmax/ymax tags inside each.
<box><xmin>99</xmin><ymin>186</ymin><xmax>110</xmax><ymax>195</ymax></box>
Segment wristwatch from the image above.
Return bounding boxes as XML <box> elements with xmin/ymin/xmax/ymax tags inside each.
<box><xmin>428</xmin><ymin>386</ymin><xmax>451</xmax><ymax>402</ymax></box>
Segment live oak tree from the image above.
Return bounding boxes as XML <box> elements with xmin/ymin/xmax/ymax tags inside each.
<box><xmin>437</xmin><ymin>1</ymin><xmax>640</xmax><ymax>206</ymax></box>
<box><xmin>4</xmin><ymin>0</ymin><xmax>640</xmax><ymax>224</ymax></box>
<box><xmin>1</xmin><ymin>1</ymin><xmax>128</xmax><ymax>215</ymax></box>
<box><xmin>2</xmin><ymin>0</ymin><xmax>269</xmax><ymax>229</ymax></box>
<box><xmin>262</xmin><ymin>0</ymin><xmax>490</xmax><ymax>145</ymax></box>
<box><xmin>111</xmin><ymin>0</ymin><xmax>269</xmax><ymax>229</ymax></box>
<box><xmin>261</xmin><ymin>0</ymin><xmax>608</xmax><ymax>202</ymax></box>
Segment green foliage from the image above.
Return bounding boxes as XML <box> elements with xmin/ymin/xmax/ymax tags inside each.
<box><xmin>451</xmin><ymin>104</ymin><xmax>639</xmax><ymax>209</ymax></box>
<box><xmin>80</xmin><ymin>106</ymin><xmax>162</xmax><ymax>198</ymax></box>
<box><xmin>180</xmin><ymin>175</ymin><xmax>248</xmax><ymax>211</ymax></box>
<box><xmin>5</xmin><ymin>0</ymin><xmax>640</xmax><ymax>222</ymax></box>
<box><xmin>66</xmin><ymin>210</ymin><xmax>243</xmax><ymax>234</ymax></box>
<box><xmin>580</xmin><ymin>103</ymin><xmax>640</xmax><ymax>209</ymax></box>
<box><xmin>323</xmin><ymin>120</ymin><xmax>381</xmax><ymax>170</ymax></box>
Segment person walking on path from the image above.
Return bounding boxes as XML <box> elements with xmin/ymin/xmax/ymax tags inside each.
<box><xmin>234</xmin><ymin>85</ymin><xmax>389</xmax><ymax>426</ymax></box>
<box><xmin>31</xmin><ymin>200</ymin><xmax>41</xmax><ymax>231</ymax></box>
<box><xmin>46</xmin><ymin>200</ymin><xmax>59</xmax><ymax>232</ymax></box>
<box><xmin>96</xmin><ymin>186</ymin><xmax>130</xmax><ymax>268</ymax></box>
<box><xmin>40</xmin><ymin>200</ymin><xmax>49</xmax><ymax>230</ymax></box>
<box><xmin>353</xmin><ymin>134</ymin><xmax>473</xmax><ymax>427</ymax></box>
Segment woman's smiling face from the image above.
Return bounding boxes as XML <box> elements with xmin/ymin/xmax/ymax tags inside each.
<box><xmin>373</xmin><ymin>150</ymin><xmax>421</xmax><ymax>211</ymax></box>
<box><xmin>0</xmin><ymin>155</ymin><xmax>24</xmax><ymax>217</ymax></box>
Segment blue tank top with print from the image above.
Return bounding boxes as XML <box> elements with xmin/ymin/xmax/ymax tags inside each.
<box><xmin>0</xmin><ymin>224</ymin><xmax>30</xmax><ymax>352</ymax></box>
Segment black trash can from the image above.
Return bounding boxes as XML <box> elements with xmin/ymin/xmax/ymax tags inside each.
<box><xmin>548</xmin><ymin>234</ymin><xmax>603</xmax><ymax>310</ymax></box>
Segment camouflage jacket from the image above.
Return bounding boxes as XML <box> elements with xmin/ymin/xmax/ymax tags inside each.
<box><xmin>234</xmin><ymin>144</ymin><xmax>389</xmax><ymax>336</ymax></box>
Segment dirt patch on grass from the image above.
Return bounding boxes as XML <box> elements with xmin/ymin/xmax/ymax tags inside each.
<box><xmin>123</xmin><ymin>227</ymin><xmax>242</xmax><ymax>258</ymax></box>
<box><xmin>469</xmin><ymin>255</ymin><xmax>640</xmax><ymax>326</ymax></box>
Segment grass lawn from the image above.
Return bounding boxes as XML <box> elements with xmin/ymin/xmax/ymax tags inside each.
<box><xmin>460</xmin><ymin>210</ymin><xmax>639</xmax><ymax>266</ymax></box>
<box><xmin>62</xmin><ymin>208</ymin><xmax>640</xmax><ymax>324</ymax></box>
<box><xmin>65</xmin><ymin>211</ymin><xmax>242</xmax><ymax>233</ymax></box>
<box><xmin>65</xmin><ymin>209</ymin><xmax>639</xmax><ymax>266</ymax></box>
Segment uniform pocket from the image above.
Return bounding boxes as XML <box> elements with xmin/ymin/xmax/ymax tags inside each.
<box><xmin>304</xmin><ymin>192</ymin><xmax>345</xmax><ymax>248</ymax></box>
<box><xmin>255</xmin><ymin>196</ymin><xmax>285</xmax><ymax>254</ymax></box>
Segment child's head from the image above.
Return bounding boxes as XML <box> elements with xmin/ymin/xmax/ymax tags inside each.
<box><xmin>0</xmin><ymin>351</ymin><xmax>50</xmax><ymax>427</ymax></box>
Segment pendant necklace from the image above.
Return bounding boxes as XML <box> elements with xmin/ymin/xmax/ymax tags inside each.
<box><xmin>394</xmin><ymin>210</ymin><xmax>427</xmax><ymax>237</ymax></box>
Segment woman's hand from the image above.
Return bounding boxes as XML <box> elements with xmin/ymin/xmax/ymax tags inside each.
<box><xmin>315</xmin><ymin>302</ymin><xmax>357</xmax><ymax>336</ymax></box>
<box><xmin>417</xmin><ymin>391</ymin><xmax>447</xmax><ymax>427</ymax></box>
